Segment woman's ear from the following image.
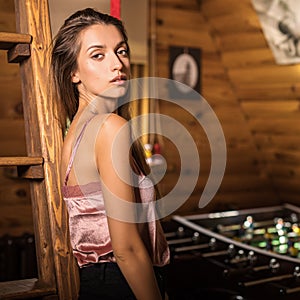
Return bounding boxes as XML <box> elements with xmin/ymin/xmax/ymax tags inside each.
<box><xmin>71</xmin><ymin>71</ymin><xmax>80</xmax><ymax>83</ymax></box>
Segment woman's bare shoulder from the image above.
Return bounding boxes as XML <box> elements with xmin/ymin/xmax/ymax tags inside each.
<box><xmin>103</xmin><ymin>113</ymin><xmax>127</xmax><ymax>128</ymax></box>
<box><xmin>92</xmin><ymin>113</ymin><xmax>129</xmax><ymax>150</ymax></box>
<box><xmin>99</xmin><ymin>113</ymin><xmax>128</xmax><ymax>137</ymax></box>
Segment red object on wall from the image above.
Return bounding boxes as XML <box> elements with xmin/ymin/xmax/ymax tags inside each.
<box><xmin>110</xmin><ymin>0</ymin><xmax>121</xmax><ymax>19</ymax></box>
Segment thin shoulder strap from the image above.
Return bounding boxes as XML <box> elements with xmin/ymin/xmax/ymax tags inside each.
<box><xmin>64</xmin><ymin>119</ymin><xmax>92</xmax><ymax>186</ymax></box>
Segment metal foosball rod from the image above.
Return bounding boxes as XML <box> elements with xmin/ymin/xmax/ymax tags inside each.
<box><xmin>167</xmin><ymin>231</ymin><xmax>200</xmax><ymax>245</ymax></box>
<box><xmin>173</xmin><ymin>244</ymin><xmax>210</xmax><ymax>253</ymax></box>
<box><xmin>164</xmin><ymin>226</ymin><xmax>185</xmax><ymax>239</ymax></box>
<box><xmin>222</xmin><ymin>250</ymin><xmax>257</xmax><ymax>277</ymax></box>
<box><xmin>280</xmin><ymin>286</ymin><xmax>300</xmax><ymax>295</ymax></box>
<box><xmin>238</xmin><ymin>258</ymin><xmax>279</xmax><ymax>287</ymax></box>
<box><xmin>173</xmin><ymin>237</ymin><xmax>217</xmax><ymax>253</ymax></box>
<box><xmin>217</xmin><ymin>220</ymin><xmax>274</xmax><ymax>234</ymax></box>
<box><xmin>279</xmin><ymin>266</ymin><xmax>300</xmax><ymax>295</ymax></box>
<box><xmin>228</xmin><ymin>249</ymin><xmax>254</xmax><ymax>265</ymax></box>
<box><xmin>239</xmin><ymin>265</ymin><xmax>299</xmax><ymax>288</ymax></box>
<box><xmin>202</xmin><ymin>243</ymin><xmax>235</xmax><ymax>258</ymax></box>
<box><xmin>252</xmin><ymin>258</ymin><xmax>280</xmax><ymax>272</ymax></box>
<box><xmin>202</xmin><ymin>249</ymin><xmax>228</xmax><ymax>258</ymax></box>
<box><xmin>240</xmin><ymin>274</ymin><xmax>292</xmax><ymax>287</ymax></box>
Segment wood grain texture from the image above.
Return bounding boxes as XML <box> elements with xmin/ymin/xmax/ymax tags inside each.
<box><xmin>201</xmin><ymin>0</ymin><xmax>300</xmax><ymax>207</ymax></box>
<box><xmin>0</xmin><ymin>31</ymin><xmax>32</xmax><ymax>50</ymax></box>
<box><xmin>0</xmin><ymin>0</ymin><xmax>30</xmax><ymax>240</ymax></box>
<box><xmin>12</xmin><ymin>0</ymin><xmax>79</xmax><ymax>298</ymax></box>
<box><xmin>154</xmin><ymin>0</ymin><xmax>282</xmax><ymax>213</ymax></box>
<box><xmin>0</xmin><ymin>278</ymin><xmax>56</xmax><ymax>299</ymax></box>
<box><xmin>0</xmin><ymin>156</ymin><xmax>43</xmax><ymax>166</ymax></box>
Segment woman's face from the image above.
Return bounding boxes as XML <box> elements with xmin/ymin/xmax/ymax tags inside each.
<box><xmin>72</xmin><ymin>23</ymin><xmax>130</xmax><ymax>101</ymax></box>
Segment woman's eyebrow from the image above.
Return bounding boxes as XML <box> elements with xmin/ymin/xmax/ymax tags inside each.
<box><xmin>87</xmin><ymin>44</ymin><xmax>105</xmax><ymax>51</ymax></box>
<box><xmin>115</xmin><ymin>40</ymin><xmax>127</xmax><ymax>48</ymax></box>
<box><xmin>86</xmin><ymin>41</ymin><xmax>126</xmax><ymax>52</ymax></box>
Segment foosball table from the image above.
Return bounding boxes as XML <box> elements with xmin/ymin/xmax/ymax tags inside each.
<box><xmin>163</xmin><ymin>203</ymin><xmax>300</xmax><ymax>300</ymax></box>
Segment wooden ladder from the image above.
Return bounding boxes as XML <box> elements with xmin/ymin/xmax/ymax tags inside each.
<box><xmin>0</xmin><ymin>1</ymin><xmax>78</xmax><ymax>299</ymax></box>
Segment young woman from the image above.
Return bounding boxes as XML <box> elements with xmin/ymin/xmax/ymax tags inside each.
<box><xmin>50</xmin><ymin>7</ymin><xmax>169</xmax><ymax>300</ymax></box>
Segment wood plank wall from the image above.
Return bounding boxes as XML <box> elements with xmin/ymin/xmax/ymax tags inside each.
<box><xmin>0</xmin><ymin>0</ymin><xmax>32</xmax><ymax>236</ymax></box>
<box><xmin>154</xmin><ymin>0</ymin><xmax>300</xmax><ymax>214</ymax></box>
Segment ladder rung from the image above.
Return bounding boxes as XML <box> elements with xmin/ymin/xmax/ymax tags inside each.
<box><xmin>0</xmin><ymin>32</ymin><xmax>32</xmax><ymax>50</ymax></box>
<box><xmin>0</xmin><ymin>278</ymin><xmax>56</xmax><ymax>299</ymax></box>
<box><xmin>0</xmin><ymin>156</ymin><xmax>43</xmax><ymax>167</ymax></box>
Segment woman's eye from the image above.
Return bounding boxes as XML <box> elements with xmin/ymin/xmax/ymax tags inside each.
<box><xmin>92</xmin><ymin>53</ymin><xmax>104</xmax><ymax>60</ymax></box>
<box><xmin>117</xmin><ymin>49</ymin><xmax>128</xmax><ymax>56</ymax></box>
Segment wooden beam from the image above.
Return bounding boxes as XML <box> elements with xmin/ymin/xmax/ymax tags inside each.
<box><xmin>0</xmin><ymin>279</ymin><xmax>56</xmax><ymax>299</ymax></box>
<box><xmin>0</xmin><ymin>156</ymin><xmax>44</xmax><ymax>179</ymax></box>
<box><xmin>17</xmin><ymin>165</ymin><xmax>44</xmax><ymax>179</ymax></box>
<box><xmin>7</xmin><ymin>43</ymin><xmax>31</xmax><ymax>63</ymax></box>
<box><xmin>0</xmin><ymin>156</ymin><xmax>43</xmax><ymax>166</ymax></box>
<box><xmin>0</xmin><ymin>31</ymin><xmax>31</xmax><ymax>50</ymax></box>
<box><xmin>14</xmin><ymin>0</ymin><xmax>79</xmax><ymax>299</ymax></box>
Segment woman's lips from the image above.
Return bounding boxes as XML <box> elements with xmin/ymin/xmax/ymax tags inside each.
<box><xmin>110</xmin><ymin>75</ymin><xmax>127</xmax><ymax>85</ymax></box>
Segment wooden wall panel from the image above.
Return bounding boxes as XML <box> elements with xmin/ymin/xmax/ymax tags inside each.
<box><xmin>200</xmin><ymin>0</ymin><xmax>253</xmax><ymax>17</ymax></box>
<box><xmin>0</xmin><ymin>53</ymin><xmax>23</xmax><ymax>119</ymax></box>
<box><xmin>254</xmin><ymin>134</ymin><xmax>300</xmax><ymax>151</ymax></box>
<box><xmin>222</xmin><ymin>49</ymin><xmax>275</xmax><ymax>68</ymax></box>
<box><xmin>208</xmin><ymin>13</ymin><xmax>261</xmax><ymax>34</ymax></box>
<box><xmin>228</xmin><ymin>65</ymin><xmax>300</xmax><ymax>85</ymax></box>
<box><xmin>234</xmin><ymin>82</ymin><xmax>300</xmax><ymax>101</ymax></box>
<box><xmin>200</xmin><ymin>0</ymin><xmax>300</xmax><ymax>209</ymax></box>
<box><xmin>154</xmin><ymin>0</ymin><xmax>282</xmax><ymax>214</ymax></box>
<box><xmin>218</xmin><ymin>32</ymin><xmax>268</xmax><ymax>51</ymax></box>
<box><xmin>156</xmin><ymin>0</ymin><xmax>201</xmax><ymax>10</ymax></box>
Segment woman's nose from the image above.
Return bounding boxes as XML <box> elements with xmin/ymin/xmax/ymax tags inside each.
<box><xmin>110</xmin><ymin>53</ymin><xmax>122</xmax><ymax>71</ymax></box>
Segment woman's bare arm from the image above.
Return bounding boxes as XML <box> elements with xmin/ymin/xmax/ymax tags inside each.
<box><xmin>96</xmin><ymin>113</ymin><xmax>162</xmax><ymax>300</ymax></box>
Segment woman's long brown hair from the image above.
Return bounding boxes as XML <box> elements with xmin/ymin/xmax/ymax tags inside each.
<box><xmin>50</xmin><ymin>8</ymin><xmax>158</xmax><ymax>186</ymax></box>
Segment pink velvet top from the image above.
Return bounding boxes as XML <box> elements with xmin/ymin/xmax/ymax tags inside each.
<box><xmin>62</xmin><ymin>118</ymin><xmax>170</xmax><ymax>268</ymax></box>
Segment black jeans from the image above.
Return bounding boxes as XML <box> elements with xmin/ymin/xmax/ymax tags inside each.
<box><xmin>79</xmin><ymin>262</ymin><xmax>165</xmax><ymax>300</ymax></box>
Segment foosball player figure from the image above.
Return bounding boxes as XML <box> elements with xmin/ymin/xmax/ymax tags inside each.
<box><xmin>275</xmin><ymin>217</ymin><xmax>288</xmax><ymax>236</ymax></box>
<box><xmin>287</xmin><ymin>239</ymin><xmax>299</xmax><ymax>257</ymax></box>
<box><xmin>275</xmin><ymin>217</ymin><xmax>284</xmax><ymax>230</ymax></box>
<box><xmin>292</xmin><ymin>223</ymin><xmax>300</xmax><ymax>235</ymax></box>
<box><xmin>242</xmin><ymin>215</ymin><xmax>254</xmax><ymax>241</ymax></box>
<box><xmin>264</xmin><ymin>232</ymin><xmax>273</xmax><ymax>252</ymax></box>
